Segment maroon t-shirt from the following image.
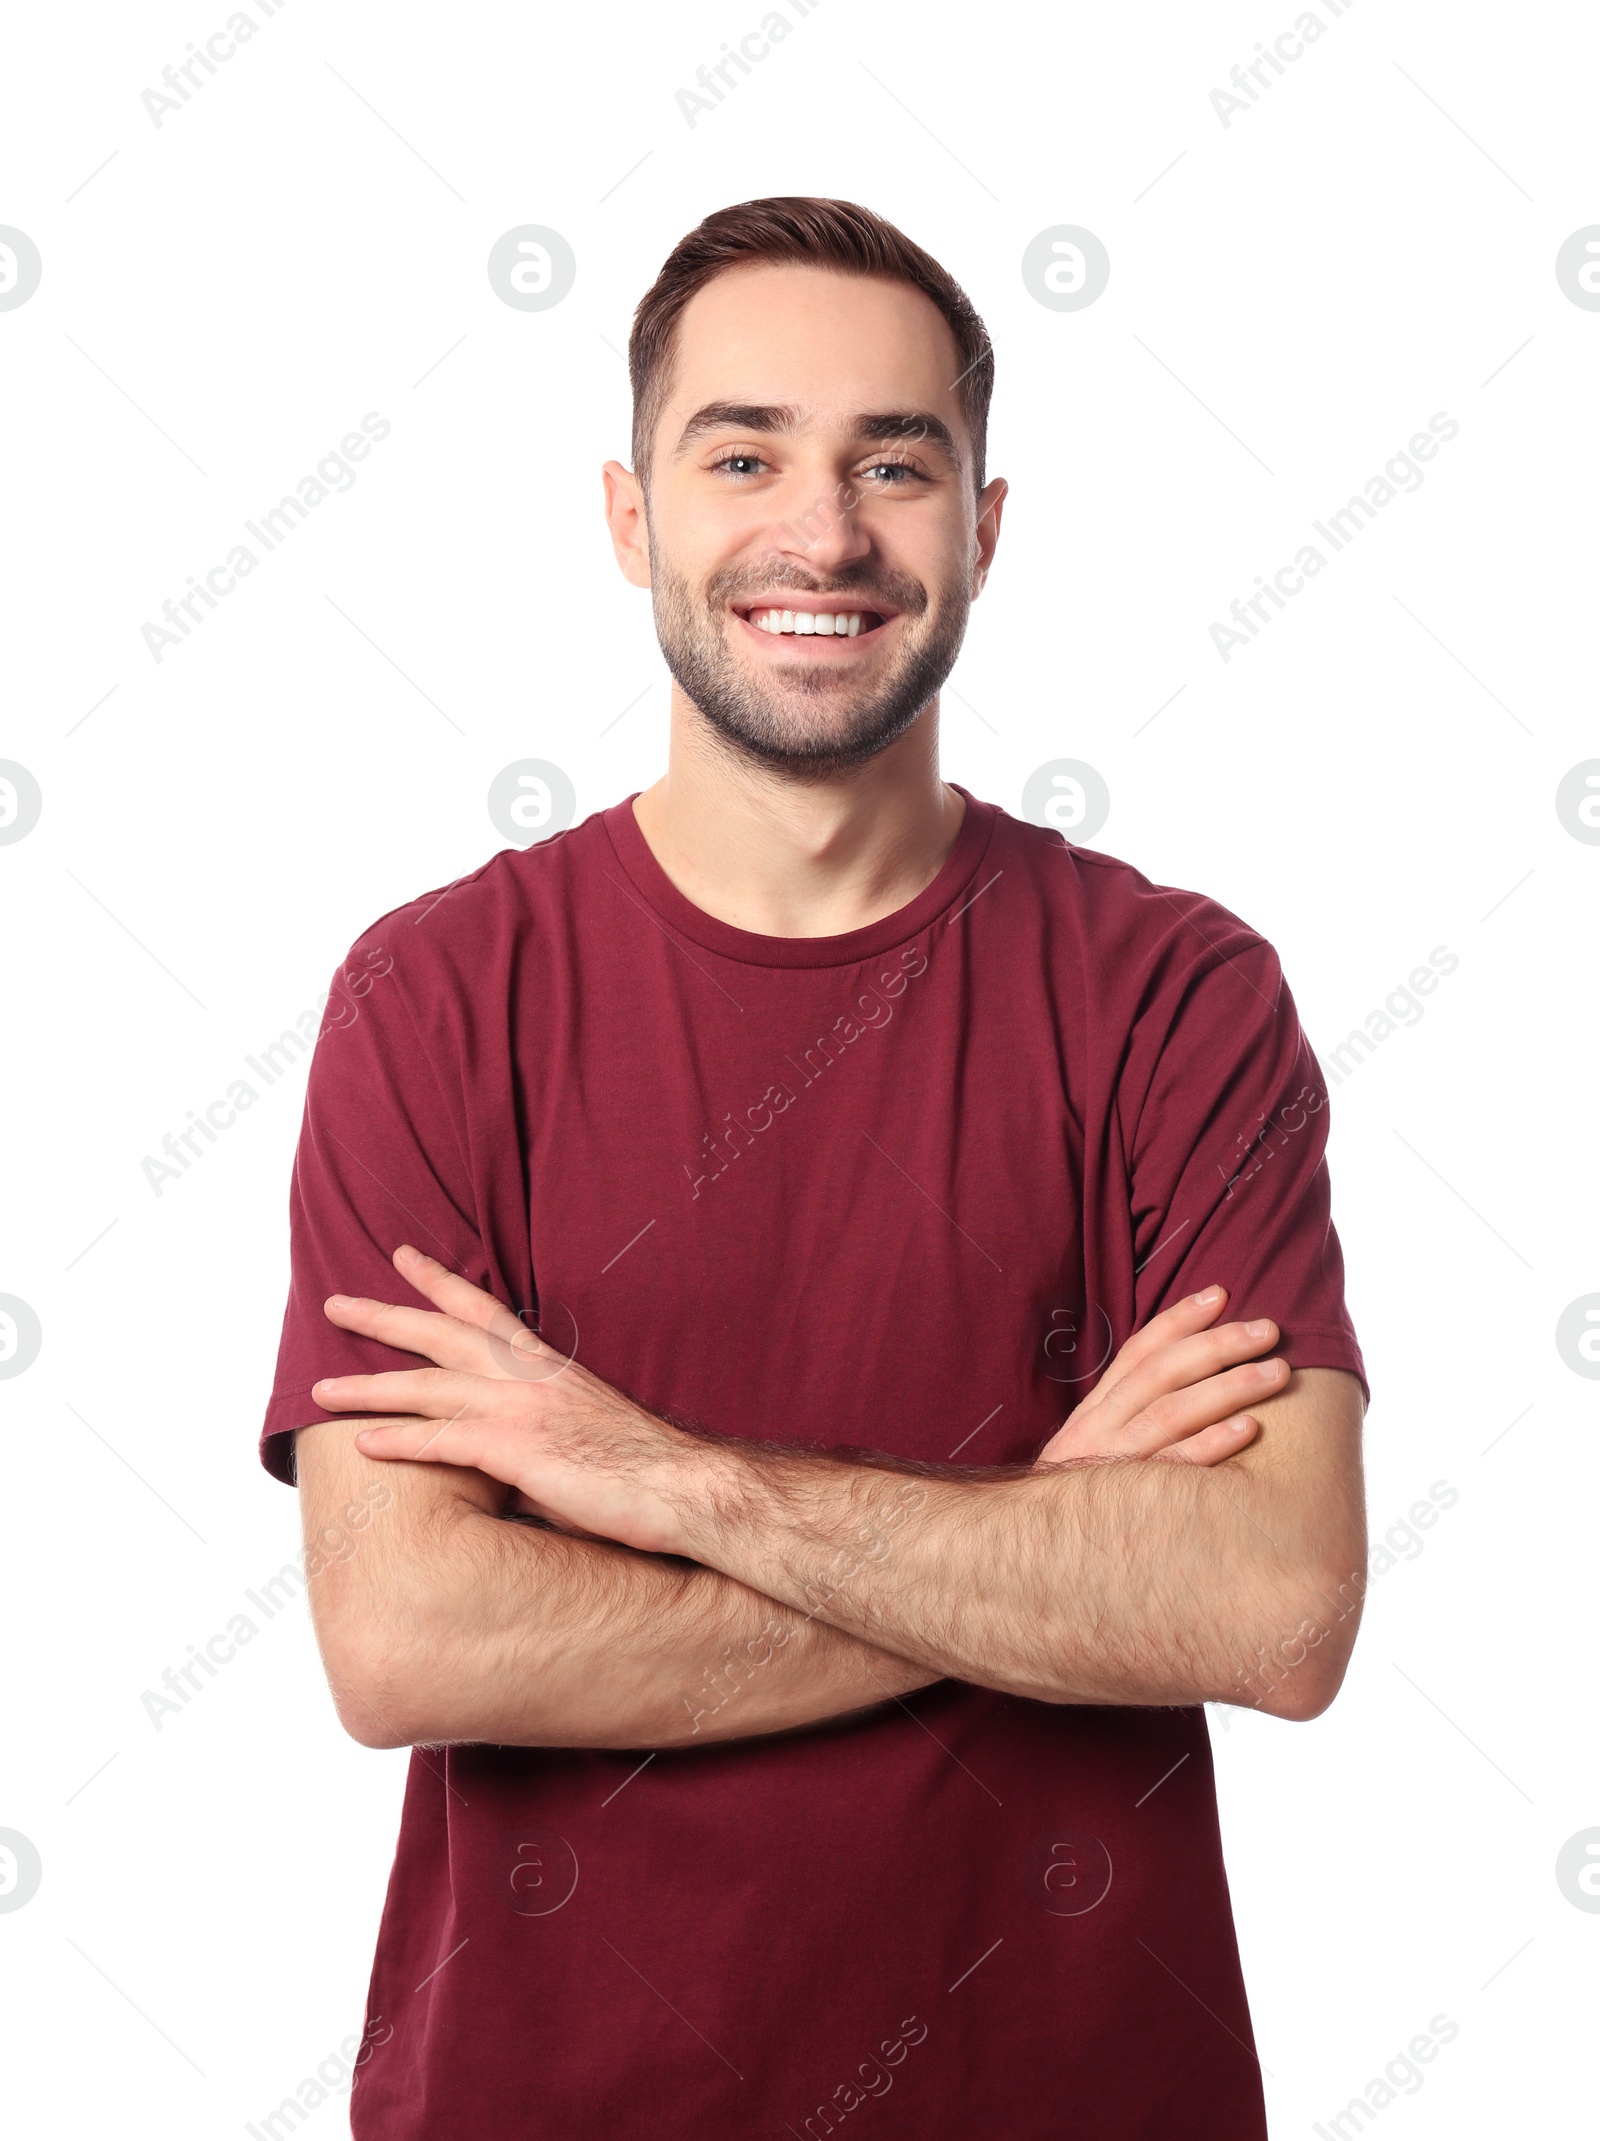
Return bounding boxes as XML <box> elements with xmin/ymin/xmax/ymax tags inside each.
<box><xmin>262</xmin><ymin>786</ymin><xmax>1366</xmax><ymax>2139</ymax></box>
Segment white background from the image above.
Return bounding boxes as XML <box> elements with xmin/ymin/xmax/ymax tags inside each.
<box><xmin>2</xmin><ymin>1</ymin><xmax>1595</xmax><ymax>2132</ymax></box>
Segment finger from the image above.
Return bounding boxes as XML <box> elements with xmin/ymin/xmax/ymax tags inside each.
<box><xmin>324</xmin><ymin>1295</ymin><xmax>483</xmax><ymax>1372</ymax></box>
<box><xmin>1081</xmin><ymin>1319</ymin><xmax>1281</xmax><ymax>1439</ymax></box>
<box><xmin>324</xmin><ymin>1293</ymin><xmax>543</xmax><ymax>1379</ymax></box>
<box><xmin>391</xmin><ymin>1245</ymin><xmax>535</xmax><ymax>1347</ymax></box>
<box><xmin>1039</xmin><ymin>1352</ymin><xmax>1287</xmax><ymax>1465</ymax></box>
<box><xmin>1105</xmin><ymin>1357</ymin><xmax>1288</xmax><ymax>1456</ymax></box>
<box><xmin>1152</xmin><ymin>1415</ymin><xmax>1261</xmax><ymax>1465</ymax></box>
<box><xmin>1074</xmin><ymin>1287</ymin><xmax>1230</xmax><ymax>1413</ymax></box>
<box><xmin>392</xmin><ymin>1247</ymin><xmax>562</xmax><ymax>1379</ymax></box>
<box><xmin>312</xmin><ymin>1366</ymin><xmax>494</xmax><ymax>1416</ymax></box>
<box><xmin>355</xmin><ymin>1412</ymin><xmax>534</xmax><ymax>1490</ymax></box>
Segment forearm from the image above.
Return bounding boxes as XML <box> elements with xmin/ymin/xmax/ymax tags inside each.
<box><xmin>322</xmin><ymin>1502</ymin><xmax>937</xmax><ymax>1751</ymax></box>
<box><xmin>315</xmin><ymin>1263</ymin><xmax>1366</xmax><ymax>1728</ymax></box>
<box><xmin>671</xmin><ymin>1447</ymin><xmax>1363</xmax><ymax>1718</ymax></box>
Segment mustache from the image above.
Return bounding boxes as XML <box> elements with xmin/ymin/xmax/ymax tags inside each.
<box><xmin>704</xmin><ymin>560</ymin><xmax>929</xmax><ymax>616</ymax></box>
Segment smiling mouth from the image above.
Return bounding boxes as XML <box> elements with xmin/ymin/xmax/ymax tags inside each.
<box><xmin>732</xmin><ymin>602</ymin><xmax>892</xmax><ymax>639</ymax></box>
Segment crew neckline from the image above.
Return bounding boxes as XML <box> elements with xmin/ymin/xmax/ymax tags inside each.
<box><xmin>600</xmin><ymin>783</ymin><xmax>997</xmax><ymax>969</ymax></box>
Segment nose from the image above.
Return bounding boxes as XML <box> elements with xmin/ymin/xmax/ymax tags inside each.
<box><xmin>771</xmin><ymin>473</ymin><xmax>873</xmax><ymax>578</ymax></box>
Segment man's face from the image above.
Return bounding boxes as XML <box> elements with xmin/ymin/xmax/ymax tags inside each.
<box><xmin>634</xmin><ymin>265</ymin><xmax>1003</xmax><ymax>774</ymax></box>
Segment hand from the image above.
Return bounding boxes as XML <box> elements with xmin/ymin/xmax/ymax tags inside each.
<box><xmin>1034</xmin><ymin>1286</ymin><xmax>1286</xmax><ymax>1469</ymax></box>
<box><xmin>311</xmin><ymin>1246</ymin><xmax>704</xmax><ymax>1555</ymax></box>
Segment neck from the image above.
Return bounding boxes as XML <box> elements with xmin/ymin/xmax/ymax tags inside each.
<box><xmin>630</xmin><ymin>687</ymin><xmax>965</xmax><ymax>939</ymax></box>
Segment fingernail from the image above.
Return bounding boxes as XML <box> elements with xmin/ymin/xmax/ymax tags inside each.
<box><xmin>328</xmin><ymin>1295</ymin><xmax>355</xmax><ymax>1311</ymax></box>
<box><xmin>1245</xmin><ymin>1318</ymin><xmax>1272</xmax><ymax>1338</ymax></box>
<box><xmin>1255</xmin><ymin>1359</ymin><xmax>1280</xmax><ymax>1380</ymax></box>
<box><xmin>1194</xmin><ymin>1286</ymin><xmax>1221</xmax><ymax>1306</ymax></box>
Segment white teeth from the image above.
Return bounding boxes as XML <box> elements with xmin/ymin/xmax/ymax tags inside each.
<box><xmin>747</xmin><ymin>607</ymin><xmax>873</xmax><ymax>637</ymax></box>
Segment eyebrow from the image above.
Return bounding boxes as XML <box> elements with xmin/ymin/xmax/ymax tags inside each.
<box><xmin>673</xmin><ymin>401</ymin><xmax>962</xmax><ymax>465</ymax></box>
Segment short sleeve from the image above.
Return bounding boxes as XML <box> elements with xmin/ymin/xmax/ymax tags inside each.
<box><xmin>258</xmin><ymin>937</ymin><xmax>486</xmax><ymax>1484</ymax></box>
<box><xmin>1122</xmin><ymin>922</ymin><xmax>1369</xmax><ymax>1406</ymax></box>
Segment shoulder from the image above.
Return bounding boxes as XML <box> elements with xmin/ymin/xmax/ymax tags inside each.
<box><xmin>332</xmin><ymin>807</ymin><xmax>608</xmax><ymax>1010</ymax></box>
<box><xmin>980</xmin><ymin>798</ymin><xmax>1277</xmax><ymax>989</ymax></box>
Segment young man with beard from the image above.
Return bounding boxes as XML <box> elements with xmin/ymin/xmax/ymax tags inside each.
<box><xmin>264</xmin><ymin>197</ymin><xmax>1368</xmax><ymax>2137</ymax></box>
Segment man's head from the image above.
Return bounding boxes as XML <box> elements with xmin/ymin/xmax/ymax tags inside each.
<box><xmin>603</xmin><ymin>197</ymin><xmax>1005</xmax><ymax>777</ymax></box>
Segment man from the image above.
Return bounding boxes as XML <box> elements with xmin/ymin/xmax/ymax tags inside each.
<box><xmin>263</xmin><ymin>197</ymin><xmax>1368</xmax><ymax>2136</ymax></box>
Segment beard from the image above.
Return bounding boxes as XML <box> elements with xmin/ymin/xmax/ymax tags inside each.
<box><xmin>650</xmin><ymin>548</ymin><xmax>972</xmax><ymax>776</ymax></box>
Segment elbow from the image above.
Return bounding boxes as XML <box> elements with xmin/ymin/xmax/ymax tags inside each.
<box><xmin>303</xmin><ymin>1493</ymin><xmax>490</xmax><ymax>1750</ymax></box>
<box><xmin>323</xmin><ymin>1639</ymin><xmax>424</xmax><ymax>1749</ymax></box>
<box><xmin>314</xmin><ymin>1614</ymin><xmax>441</xmax><ymax>1750</ymax></box>
<box><xmin>1255</xmin><ymin>1649</ymin><xmax>1347</xmax><ymax>1723</ymax></box>
<box><xmin>333</xmin><ymin>1681</ymin><xmax>417</xmax><ymax>1750</ymax></box>
<box><xmin>1240</xmin><ymin>1561</ymin><xmax>1366</xmax><ymax>1724</ymax></box>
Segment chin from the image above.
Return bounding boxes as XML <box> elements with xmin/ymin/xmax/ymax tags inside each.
<box><xmin>702</xmin><ymin>697</ymin><xmax>926</xmax><ymax>774</ymax></box>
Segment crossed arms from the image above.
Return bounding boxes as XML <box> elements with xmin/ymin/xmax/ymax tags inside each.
<box><xmin>293</xmin><ymin>1246</ymin><xmax>1367</xmax><ymax>1752</ymax></box>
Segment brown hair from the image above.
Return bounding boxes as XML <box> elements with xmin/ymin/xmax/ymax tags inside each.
<box><xmin>628</xmin><ymin>196</ymin><xmax>993</xmax><ymax>490</ymax></box>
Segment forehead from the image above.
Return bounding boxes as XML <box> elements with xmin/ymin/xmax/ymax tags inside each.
<box><xmin>664</xmin><ymin>264</ymin><xmax>968</xmax><ymax>443</ymax></box>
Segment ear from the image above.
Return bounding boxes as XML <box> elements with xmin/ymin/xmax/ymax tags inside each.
<box><xmin>602</xmin><ymin>460</ymin><xmax>652</xmax><ymax>589</ymax></box>
<box><xmin>970</xmin><ymin>475</ymin><xmax>1007</xmax><ymax>599</ymax></box>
